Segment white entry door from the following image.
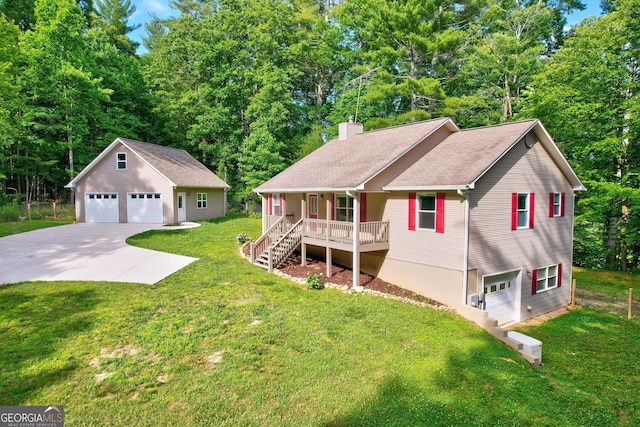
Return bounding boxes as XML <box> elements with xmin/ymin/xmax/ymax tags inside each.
<box><xmin>177</xmin><ymin>192</ymin><xmax>186</xmax><ymax>223</ymax></box>
<box><xmin>85</xmin><ymin>193</ymin><xmax>119</xmax><ymax>223</ymax></box>
<box><xmin>127</xmin><ymin>193</ymin><xmax>163</xmax><ymax>223</ymax></box>
<box><xmin>483</xmin><ymin>271</ymin><xmax>519</xmax><ymax>325</ymax></box>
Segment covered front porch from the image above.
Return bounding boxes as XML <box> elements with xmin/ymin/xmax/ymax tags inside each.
<box><xmin>252</xmin><ymin>191</ymin><xmax>389</xmax><ymax>289</ymax></box>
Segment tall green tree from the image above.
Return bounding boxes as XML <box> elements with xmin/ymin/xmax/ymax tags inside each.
<box><xmin>335</xmin><ymin>0</ymin><xmax>464</xmax><ymax>128</ymax></box>
<box><xmin>0</xmin><ymin>15</ymin><xmax>23</xmax><ymax>183</ymax></box>
<box><xmin>20</xmin><ymin>0</ymin><xmax>110</xmax><ymax>201</ymax></box>
<box><xmin>522</xmin><ymin>0</ymin><xmax>640</xmax><ymax>270</ymax></box>
<box><xmin>93</xmin><ymin>0</ymin><xmax>139</xmax><ymax>55</ymax></box>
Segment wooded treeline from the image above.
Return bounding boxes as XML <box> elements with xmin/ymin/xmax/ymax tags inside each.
<box><xmin>0</xmin><ymin>0</ymin><xmax>639</xmax><ymax>271</ymax></box>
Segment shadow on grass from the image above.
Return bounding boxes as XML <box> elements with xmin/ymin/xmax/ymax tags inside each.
<box><xmin>323</xmin><ymin>312</ymin><xmax>630</xmax><ymax>426</ymax></box>
<box><xmin>0</xmin><ymin>285</ymin><xmax>100</xmax><ymax>404</ymax></box>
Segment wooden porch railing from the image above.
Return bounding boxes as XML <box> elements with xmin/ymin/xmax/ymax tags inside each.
<box><xmin>251</xmin><ymin>215</ymin><xmax>287</xmax><ymax>263</ymax></box>
<box><xmin>269</xmin><ymin>219</ymin><xmax>303</xmax><ymax>271</ymax></box>
<box><xmin>302</xmin><ymin>219</ymin><xmax>389</xmax><ymax>246</ymax></box>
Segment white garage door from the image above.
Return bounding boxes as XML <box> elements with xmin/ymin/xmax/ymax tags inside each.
<box><xmin>483</xmin><ymin>271</ymin><xmax>519</xmax><ymax>325</ymax></box>
<box><xmin>127</xmin><ymin>193</ymin><xmax>163</xmax><ymax>223</ymax></box>
<box><xmin>85</xmin><ymin>193</ymin><xmax>119</xmax><ymax>223</ymax></box>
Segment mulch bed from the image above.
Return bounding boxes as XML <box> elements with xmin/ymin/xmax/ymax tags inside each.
<box><xmin>242</xmin><ymin>244</ymin><xmax>443</xmax><ymax>307</ymax></box>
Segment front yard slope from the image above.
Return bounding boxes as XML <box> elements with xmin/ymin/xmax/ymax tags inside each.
<box><xmin>0</xmin><ymin>215</ymin><xmax>637</xmax><ymax>426</ymax></box>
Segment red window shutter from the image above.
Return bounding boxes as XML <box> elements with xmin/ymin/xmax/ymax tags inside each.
<box><xmin>331</xmin><ymin>193</ymin><xmax>335</xmax><ymax>221</ymax></box>
<box><xmin>436</xmin><ymin>192</ymin><xmax>445</xmax><ymax>233</ymax></box>
<box><xmin>360</xmin><ymin>193</ymin><xmax>367</xmax><ymax>223</ymax></box>
<box><xmin>531</xmin><ymin>269</ymin><xmax>538</xmax><ymax>295</ymax></box>
<box><xmin>268</xmin><ymin>194</ymin><xmax>273</xmax><ymax>216</ymax></box>
<box><xmin>561</xmin><ymin>192</ymin><xmax>566</xmax><ymax>217</ymax></box>
<box><xmin>557</xmin><ymin>263</ymin><xmax>562</xmax><ymax>287</ymax></box>
<box><xmin>529</xmin><ymin>193</ymin><xmax>535</xmax><ymax>229</ymax></box>
<box><xmin>280</xmin><ymin>193</ymin><xmax>284</xmax><ymax>216</ymax></box>
<box><xmin>549</xmin><ymin>193</ymin><xmax>554</xmax><ymax>217</ymax></box>
<box><xmin>511</xmin><ymin>193</ymin><xmax>517</xmax><ymax>230</ymax></box>
<box><xmin>408</xmin><ymin>193</ymin><xmax>416</xmax><ymax>230</ymax></box>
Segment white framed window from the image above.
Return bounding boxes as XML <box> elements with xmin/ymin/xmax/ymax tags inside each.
<box><xmin>417</xmin><ymin>193</ymin><xmax>436</xmax><ymax>231</ymax></box>
<box><xmin>272</xmin><ymin>194</ymin><xmax>281</xmax><ymax>215</ymax></box>
<box><xmin>535</xmin><ymin>265</ymin><xmax>558</xmax><ymax>293</ymax></box>
<box><xmin>197</xmin><ymin>193</ymin><xmax>207</xmax><ymax>209</ymax></box>
<box><xmin>517</xmin><ymin>193</ymin><xmax>529</xmax><ymax>228</ymax></box>
<box><xmin>335</xmin><ymin>194</ymin><xmax>354</xmax><ymax>222</ymax></box>
<box><xmin>552</xmin><ymin>193</ymin><xmax>561</xmax><ymax>217</ymax></box>
<box><xmin>117</xmin><ymin>152</ymin><xmax>127</xmax><ymax>170</ymax></box>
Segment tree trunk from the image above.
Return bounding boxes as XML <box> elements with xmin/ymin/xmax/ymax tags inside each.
<box><xmin>606</xmin><ymin>216</ymin><xmax>618</xmax><ymax>269</ymax></box>
<box><xmin>621</xmin><ymin>202</ymin><xmax>630</xmax><ymax>272</ymax></box>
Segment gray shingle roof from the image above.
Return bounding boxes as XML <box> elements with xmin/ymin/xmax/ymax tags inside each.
<box><xmin>255</xmin><ymin>118</ymin><xmax>453</xmax><ymax>192</ymax></box>
<box><xmin>254</xmin><ymin>118</ymin><xmax>583</xmax><ymax>193</ymax></box>
<box><xmin>384</xmin><ymin>120</ymin><xmax>537</xmax><ymax>189</ymax></box>
<box><xmin>118</xmin><ymin>139</ymin><xmax>229</xmax><ymax>188</ymax></box>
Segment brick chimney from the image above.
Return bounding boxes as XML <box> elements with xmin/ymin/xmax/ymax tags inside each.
<box><xmin>338</xmin><ymin>116</ymin><xmax>364</xmax><ymax>140</ymax></box>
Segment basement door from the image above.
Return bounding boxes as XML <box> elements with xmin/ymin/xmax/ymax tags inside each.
<box><xmin>483</xmin><ymin>270</ymin><xmax>519</xmax><ymax>325</ymax></box>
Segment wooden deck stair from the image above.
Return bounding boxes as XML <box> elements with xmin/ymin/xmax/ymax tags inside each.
<box><xmin>252</xmin><ymin>219</ymin><xmax>303</xmax><ymax>271</ymax></box>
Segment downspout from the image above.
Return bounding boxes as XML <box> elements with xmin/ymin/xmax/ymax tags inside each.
<box><xmin>458</xmin><ymin>187</ymin><xmax>470</xmax><ymax>305</ymax></box>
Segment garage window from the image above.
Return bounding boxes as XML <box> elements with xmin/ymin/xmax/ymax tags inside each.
<box><xmin>117</xmin><ymin>152</ymin><xmax>127</xmax><ymax>170</ymax></box>
<box><xmin>197</xmin><ymin>193</ymin><xmax>207</xmax><ymax>209</ymax></box>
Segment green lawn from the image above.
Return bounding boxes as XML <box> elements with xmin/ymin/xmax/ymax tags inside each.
<box><xmin>1</xmin><ymin>215</ymin><xmax>639</xmax><ymax>426</ymax></box>
<box><xmin>0</xmin><ymin>219</ymin><xmax>74</xmax><ymax>237</ymax></box>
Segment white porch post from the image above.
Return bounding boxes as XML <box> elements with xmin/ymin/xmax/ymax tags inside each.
<box><xmin>326</xmin><ymin>193</ymin><xmax>332</xmax><ymax>278</ymax></box>
<box><xmin>301</xmin><ymin>194</ymin><xmax>307</xmax><ymax>266</ymax></box>
<box><xmin>281</xmin><ymin>194</ymin><xmax>286</xmax><ymax>220</ymax></box>
<box><xmin>352</xmin><ymin>192</ymin><xmax>362</xmax><ymax>291</ymax></box>
<box><xmin>261</xmin><ymin>194</ymin><xmax>267</xmax><ymax>232</ymax></box>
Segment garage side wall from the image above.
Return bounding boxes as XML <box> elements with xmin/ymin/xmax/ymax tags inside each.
<box><xmin>468</xmin><ymin>131</ymin><xmax>574</xmax><ymax>321</ymax></box>
<box><xmin>75</xmin><ymin>143</ymin><xmax>173</xmax><ymax>223</ymax></box>
<box><xmin>179</xmin><ymin>188</ymin><xmax>226</xmax><ymax>222</ymax></box>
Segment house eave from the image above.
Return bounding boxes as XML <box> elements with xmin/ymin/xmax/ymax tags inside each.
<box><xmin>254</xmin><ymin>187</ymin><xmax>358</xmax><ymax>194</ymax></box>
<box><xmin>382</xmin><ymin>184</ymin><xmax>474</xmax><ymax>192</ymax></box>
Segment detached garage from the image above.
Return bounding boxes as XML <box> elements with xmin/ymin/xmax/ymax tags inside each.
<box><xmin>66</xmin><ymin>138</ymin><xmax>230</xmax><ymax>224</ymax></box>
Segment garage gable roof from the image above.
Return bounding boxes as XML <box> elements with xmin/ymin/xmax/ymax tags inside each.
<box><xmin>66</xmin><ymin>138</ymin><xmax>230</xmax><ymax>189</ymax></box>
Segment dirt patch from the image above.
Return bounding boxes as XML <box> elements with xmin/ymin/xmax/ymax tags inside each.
<box><xmin>575</xmin><ymin>288</ymin><xmax>638</xmax><ymax>316</ymax></box>
<box><xmin>242</xmin><ymin>244</ymin><xmax>445</xmax><ymax>308</ymax></box>
<box><xmin>507</xmin><ymin>306</ymin><xmax>570</xmax><ymax>329</ymax></box>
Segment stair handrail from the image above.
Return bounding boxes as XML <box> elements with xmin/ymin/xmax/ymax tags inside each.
<box><xmin>250</xmin><ymin>215</ymin><xmax>286</xmax><ymax>263</ymax></box>
<box><xmin>270</xmin><ymin>218</ymin><xmax>303</xmax><ymax>270</ymax></box>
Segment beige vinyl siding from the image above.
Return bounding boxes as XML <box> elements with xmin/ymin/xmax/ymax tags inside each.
<box><xmin>75</xmin><ymin>143</ymin><xmax>173</xmax><ymax>223</ymax></box>
<box><xmin>374</xmin><ymin>190</ymin><xmax>466</xmax><ymax>306</ymax></box>
<box><xmin>468</xmin><ymin>132</ymin><xmax>573</xmax><ymax>320</ymax></box>
<box><xmin>383</xmin><ymin>191</ymin><xmax>465</xmax><ymax>269</ymax></box>
<box><xmin>364</xmin><ymin>126</ymin><xmax>452</xmax><ymax>190</ymax></box>
<box><xmin>178</xmin><ymin>188</ymin><xmax>226</xmax><ymax>222</ymax></box>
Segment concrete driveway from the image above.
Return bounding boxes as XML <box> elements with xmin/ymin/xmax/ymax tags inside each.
<box><xmin>0</xmin><ymin>223</ymin><xmax>199</xmax><ymax>285</ymax></box>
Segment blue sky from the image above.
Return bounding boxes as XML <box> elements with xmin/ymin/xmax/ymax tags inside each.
<box><xmin>129</xmin><ymin>0</ymin><xmax>604</xmax><ymax>54</ymax></box>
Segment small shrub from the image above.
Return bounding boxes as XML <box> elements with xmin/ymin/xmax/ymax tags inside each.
<box><xmin>0</xmin><ymin>203</ymin><xmax>20</xmax><ymax>222</ymax></box>
<box><xmin>236</xmin><ymin>232</ymin><xmax>249</xmax><ymax>244</ymax></box>
<box><xmin>306</xmin><ymin>273</ymin><xmax>324</xmax><ymax>290</ymax></box>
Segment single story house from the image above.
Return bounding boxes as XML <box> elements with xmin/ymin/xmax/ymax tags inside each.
<box><xmin>251</xmin><ymin>118</ymin><xmax>585</xmax><ymax>327</ymax></box>
<box><xmin>66</xmin><ymin>138</ymin><xmax>230</xmax><ymax>224</ymax></box>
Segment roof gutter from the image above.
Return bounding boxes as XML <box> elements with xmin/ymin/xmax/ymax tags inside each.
<box><xmin>253</xmin><ymin>187</ymin><xmax>359</xmax><ymax>194</ymax></box>
<box><xmin>381</xmin><ymin>184</ymin><xmax>475</xmax><ymax>192</ymax></box>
